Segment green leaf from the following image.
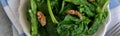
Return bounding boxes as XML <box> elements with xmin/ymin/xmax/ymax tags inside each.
<box><xmin>57</xmin><ymin>15</ymin><xmax>91</xmax><ymax>36</ymax></box>
<box><xmin>87</xmin><ymin>11</ymin><xmax>108</xmax><ymax>35</ymax></box>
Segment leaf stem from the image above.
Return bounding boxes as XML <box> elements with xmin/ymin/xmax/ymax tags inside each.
<box><xmin>47</xmin><ymin>0</ymin><xmax>58</xmax><ymax>23</ymax></box>
<box><xmin>102</xmin><ymin>1</ymin><xmax>109</xmax><ymax>12</ymax></box>
<box><xmin>59</xmin><ymin>0</ymin><xmax>65</xmax><ymax>14</ymax></box>
<box><xmin>30</xmin><ymin>0</ymin><xmax>38</xmax><ymax>36</ymax></box>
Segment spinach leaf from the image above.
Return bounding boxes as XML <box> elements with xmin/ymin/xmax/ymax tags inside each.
<box><xmin>28</xmin><ymin>0</ymin><xmax>109</xmax><ymax>36</ymax></box>
<box><xmin>96</xmin><ymin>0</ymin><xmax>108</xmax><ymax>7</ymax></box>
<box><xmin>38</xmin><ymin>16</ymin><xmax>59</xmax><ymax>36</ymax></box>
<box><xmin>37</xmin><ymin>0</ymin><xmax>60</xmax><ymax>23</ymax></box>
<box><xmin>87</xmin><ymin>0</ymin><xmax>109</xmax><ymax>35</ymax></box>
<box><xmin>57</xmin><ymin>15</ymin><xmax>91</xmax><ymax>36</ymax></box>
<box><xmin>87</xmin><ymin>11</ymin><xmax>108</xmax><ymax>35</ymax></box>
<box><xmin>78</xmin><ymin>5</ymin><xmax>95</xmax><ymax>17</ymax></box>
<box><xmin>64</xmin><ymin>0</ymin><xmax>84</xmax><ymax>5</ymax></box>
<box><xmin>64</xmin><ymin>0</ymin><xmax>95</xmax><ymax>17</ymax></box>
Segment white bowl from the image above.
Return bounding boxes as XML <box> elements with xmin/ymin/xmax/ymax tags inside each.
<box><xmin>19</xmin><ymin>0</ymin><xmax>30</xmax><ymax>36</ymax></box>
<box><xmin>18</xmin><ymin>0</ymin><xmax>111</xmax><ymax>36</ymax></box>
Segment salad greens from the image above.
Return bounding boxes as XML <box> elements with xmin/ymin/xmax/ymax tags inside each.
<box><xmin>29</xmin><ymin>0</ymin><xmax>38</xmax><ymax>36</ymax></box>
<box><xmin>57</xmin><ymin>15</ymin><xmax>91</xmax><ymax>36</ymax></box>
<box><xmin>47</xmin><ymin>0</ymin><xmax>59</xmax><ymax>23</ymax></box>
<box><xmin>28</xmin><ymin>0</ymin><xmax>109</xmax><ymax>36</ymax></box>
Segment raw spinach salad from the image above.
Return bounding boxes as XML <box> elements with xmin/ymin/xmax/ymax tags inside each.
<box><xmin>28</xmin><ymin>0</ymin><xmax>109</xmax><ymax>36</ymax></box>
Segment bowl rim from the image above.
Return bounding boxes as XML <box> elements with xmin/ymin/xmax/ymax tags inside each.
<box><xmin>104</xmin><ymin>4</ymin><xmax>111</xmax><ymax>35</ymax></box>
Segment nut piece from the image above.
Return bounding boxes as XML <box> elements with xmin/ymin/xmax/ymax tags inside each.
<box><xmin>66</xmin><ymin>10</ymin><xmax>82</xmax><ymax>19</ymax></box>
<box><xmin>88</xmin><ymin>0</ymin><xmax>94</xmax><ymax>2</ymax></box>
<box><xmin>37</xmin><ymin>11</ymin><xmax>46</xmax><ymax>26</ymax></box>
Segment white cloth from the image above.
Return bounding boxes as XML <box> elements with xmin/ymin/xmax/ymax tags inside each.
<box><xmin>105</xmin><ymin>5</ymin><xmax>120</xmax><ymax>36</ymax></box>
<box><xmin>0</xmin><ymin>0</ymin><xmax>25</xmax><ymax>36</ymax></box>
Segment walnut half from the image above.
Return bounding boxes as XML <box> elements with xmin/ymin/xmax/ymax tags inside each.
<box><xmin>66</xmin><ymin>10</ymin><xmax>82</xmax><ymax>19</ymax></box>
<box><xmin>37</xmin><ymin>11</ymin><xmax>46</xmax><ymax>26</ymax></box>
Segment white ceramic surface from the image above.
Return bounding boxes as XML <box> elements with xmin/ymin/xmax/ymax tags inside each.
<box><xmin>19</xmin><ymin>0</ymin><xmax>30</xmax><ymax>36</ymax></box>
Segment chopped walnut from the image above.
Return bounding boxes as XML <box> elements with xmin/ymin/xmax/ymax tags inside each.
<box><xmin>66</xmin><ymin>10</ymin><xmax>82</xmax><ymax>19</ymax></box>
<box><xmin>37</xmin><ymin>11</ymin><xmax>46</xmax><ymax>26</ymax></box>
<box><xmin>88</xmin><ymin>0</ymin><xmax>94</xmax><ymax>2</ymax></box>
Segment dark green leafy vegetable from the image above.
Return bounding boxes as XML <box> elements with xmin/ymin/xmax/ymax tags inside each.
<box><xmin>29</xmin><ymin>0</ymin><xmax>38</xmax><ymax>36</ymax></box>
<box><xmin>38</xmin><ymin>16</ymin><xmax>59</xmax><ymax>36</ymax></box>
<box><xmin>47</xmin><ymin>0</ymin><xmax>58</xmax><ymax>23</ymax></box>
<box><xmin>65</xmin><ymin>0</ymin><xmax>95</xmax><ymax>17</ymax></box>
<box><xmin>57</xmin><ymin>15</ymin><xmax>91</xmax><ymax>36</ymax></box>
<box><xmin>28</xmin><ymin>0</ymin><xmax>109</xmax><ymax>36</ymax></box>
<box><xmin>87</xmin><ymin>11</ymin><xmax>108</xmax><ymax>35</ymax></box>
<box><xmin>59</xmin><ymin>0</ymin><xmax>65</xmax><ymax>14</ymax></box>
<box><xmin>87</xmin><ymin>1</ymin><xmax>109</xmax><ymax>34</ymax></box>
